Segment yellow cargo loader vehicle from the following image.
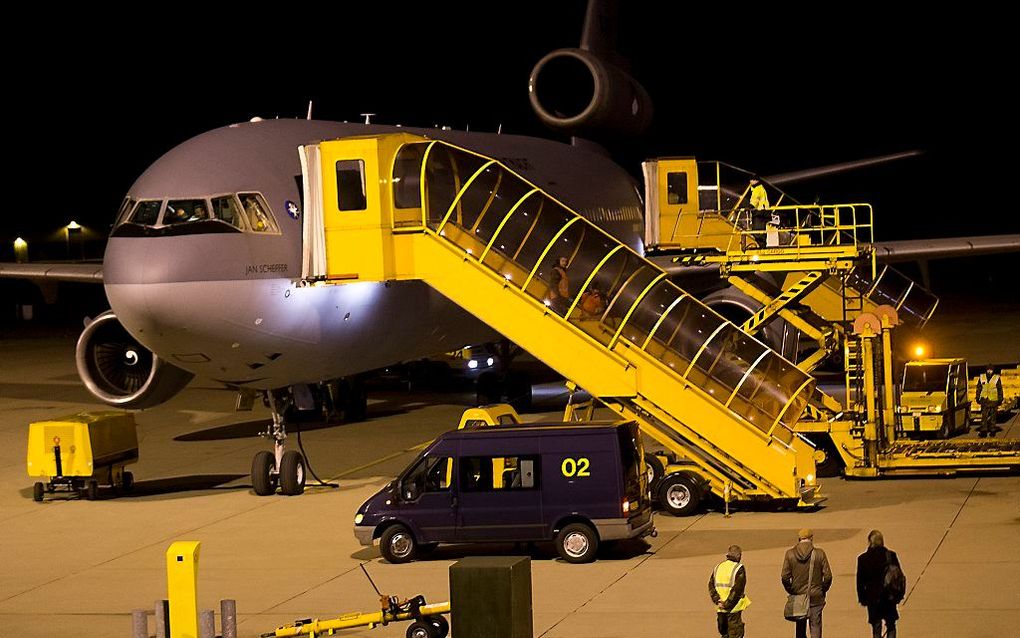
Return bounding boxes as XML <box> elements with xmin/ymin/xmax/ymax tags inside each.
<box><xmin>897</xmin><ymin>358</ymin><xmax>970</xmax><ymax>439</ymax></box>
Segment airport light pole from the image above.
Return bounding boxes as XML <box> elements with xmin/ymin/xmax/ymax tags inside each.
<box><xmin>14</xmin><ymin>237</ymin><xmax>28</xmax><ymax>263</ymax></box>
<box><xmin>66</xmin><ymin>221</ymin><xmax>81</xmax><ymax>260</ymax></box>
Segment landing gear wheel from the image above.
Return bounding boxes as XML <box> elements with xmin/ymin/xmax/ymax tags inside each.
<box><xmin>406</xmin><ymin>620</ymin><xmax>438</xmax><ymax>638</ymax></box>
<box><xmin>279</xmin><ymin>451</ymin><xmax>306</xmax><ymax>496</ymax></box>
<box><xmin>251</xmin><ymin>450</ymin><xmax>277</xmax><ymax>496</ymax></box>
<box><xmin>33</xmin><ymin>482</ymin><xmax>44</xmax><ymax>502</ymax></box>
<box><xmin>644</xmin><ymin>453</ymin><xmax>664</xmax><ymax>491</ymax></box>
<box><xmin>380</xmin><ymin>524</ymin><xmax>418</xmax><ymax>564</ymax></box>
<box><xmin>657</xmin><ymin>473</ymin><xmax>701</xmax><ymax>516</ymax></box>
<box><xmin>555</xmin><ymin>522</ymin><xmax>599</xmax><ymax>563</ymax></box>
<box><xmin>429</xmin><ymin>615</ymin><xmax>449</xmax><ymax>638</ymax></box>
<box><xmin>506</xmin><ymin>372</ymin><xmax>533</xmax><ymax>412</ymax></box>
<box><xmin>121</xmin><ymin>471</ymin><xmax>134</xmax><ymax>492</ymax></box>
<box><xmin>86</xmin><ymin>479</ymin><xmax>99</xmax><ymax>501</ymax></box>
<box><xmin>939</xmin><ymin>418</ymin><xmax>951</xmax><ymax>440</ymax></box>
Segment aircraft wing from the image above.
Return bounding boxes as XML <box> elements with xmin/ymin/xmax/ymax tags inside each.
<box><xmin>0</xmin><ymin>262</ymin><xmax>104</xmax><ymax>283</ymax></box>
<box><xmin>869</xmin><ymin>234</ymin><xmax>1020</xmax><ymax>262</ymax></box>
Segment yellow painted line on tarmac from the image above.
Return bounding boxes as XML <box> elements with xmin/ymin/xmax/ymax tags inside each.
<box><xmin>325</xmin><ymin>438</ymin><xmax>435</xmax><ymax>482</ymax></box>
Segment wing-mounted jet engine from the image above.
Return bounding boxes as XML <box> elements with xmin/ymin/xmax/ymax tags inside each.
<box><xmin>76</xmin><ymin>310</ymin><xmax>194</xmax><ymax>409</ymax></box>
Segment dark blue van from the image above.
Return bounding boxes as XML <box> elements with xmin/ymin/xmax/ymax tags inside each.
<box><xmin>354</xmin><ymin>421</ymin><xmax>653</xmax><ymax>563</ymax></box>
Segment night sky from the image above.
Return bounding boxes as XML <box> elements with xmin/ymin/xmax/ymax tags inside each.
<box><xmin>5</xmin><ymin>4</ymin><xmax>1016</xmax><ymax>291</ymax></box>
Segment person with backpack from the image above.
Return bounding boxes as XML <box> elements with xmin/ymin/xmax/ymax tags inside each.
<box><xmin>856</xmin><ymin>530</ymin><xmax>905</xmax><ymax>638</ymax></box>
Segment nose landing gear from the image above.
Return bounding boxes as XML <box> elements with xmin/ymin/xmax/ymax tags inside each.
<box><xmin>251</xmin><ymin>390</ymin><xmax>306</xmax><ymax>496</ymax></box>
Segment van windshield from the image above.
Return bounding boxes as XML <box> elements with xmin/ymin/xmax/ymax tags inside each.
<box><xmin>617</xmin><ymin>423</ymin><xmax>642</xmax><ymax>505</ymax></box>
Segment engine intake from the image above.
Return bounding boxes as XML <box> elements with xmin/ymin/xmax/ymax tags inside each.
<box><xmin>76</xmin><ymin>310</ymin><xmax>194</xmax><ymax>409</ymax></box>
<box><xmin>528</xmin><ymin>48</ymin><xmax>653</xmax><ymax>138</ymax></box>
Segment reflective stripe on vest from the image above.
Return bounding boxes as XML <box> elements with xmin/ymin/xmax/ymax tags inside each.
<box><xmin>980</xmin><ymin>374</ymin><xmax>1002</xmax><ymax>402</ymax></box>
<box><xmin>714</xmin><ymin>560</ymin><xmax>750</xmax><ymax>613</ymax></box>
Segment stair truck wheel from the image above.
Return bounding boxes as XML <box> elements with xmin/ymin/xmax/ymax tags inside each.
<box><xmin>121</xmin><ymin>470</ymin><xmax>134</xmax><ymax>492</ymax></box>
<box><xmin>251</xmin><ymin>450</ymin><xmax>277</xmax><ymax>496</ymax></box>
<box><xmin>657</xmin><ymin>473</ymin><xmax>702</xmax><ymax>516</ymax></box>
<box><xmin>406</xmin><ymin>620</ymin><xmax>438</xmax><ymax>638</ymax></box>
<box><xmin>33</xmin><ymin>482</ymin><xmax>44</xmax><ymax>502</ymax></box>
<box><xmin>381</xmin><ymin>524</ymin><xmax>418</xmax><ymax>564</ymax></box>
<box><xmin>809</xmin><ymin>434</ymin><xmax>846</xmax><ymax>478</ymax></box>
<box><xmin>86</xmin><ymin>479</ymin><xmax>99</xmax><ymax>501</ymax></box>
<box><xmin>279</xmin><ymin>450</ymin><xmax>306</xmax><ymax>496</ymax></box>
<box><xmin>644</xmin><ymin>453</ymin><xmax>664</xmax><ymax>491</ymax></box>
<box><xmin>555</xmin><ymin>522</ymin><xmax>599</xmax><ymax>563</ymax></box>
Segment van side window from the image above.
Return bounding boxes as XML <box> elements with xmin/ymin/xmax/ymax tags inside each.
<box><xmin>462</xmin><ymin>456</ymin><xmax>538</xmax><ymax>491</ymax></box>
<box><xmin>402</xmin><ymin>455</ymin><xmax>452</xmax><ymax>500</ymax></box>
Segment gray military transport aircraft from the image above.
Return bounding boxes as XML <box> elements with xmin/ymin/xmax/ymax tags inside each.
<box><xmin>3</xmin><ymin>0</ymin><xmax>1019</xmax><ymax>496</ymax></box>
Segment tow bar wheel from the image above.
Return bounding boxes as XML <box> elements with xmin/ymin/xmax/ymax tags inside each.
<box><xmin>406</xmin><ymin>619</ymin><xmax>440</xmax><ymax>638</ymax></box>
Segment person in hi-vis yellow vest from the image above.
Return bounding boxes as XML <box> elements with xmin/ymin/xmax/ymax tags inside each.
<box><xmin>709</xmin><ymin>544</ymin><xmax>751</xmax><ymax>638</ymax></box>
<box><xmin>976</xmin><ymin>366</ymin><xmax>1003</xmax><ymax>437</ymax></box>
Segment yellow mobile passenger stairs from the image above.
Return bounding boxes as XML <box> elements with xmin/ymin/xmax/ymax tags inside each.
<box><xmin>299</xmin><ymin>134</ymin><xmax>821</xmax><ymax>515</ymax></box>
<box><xmin>643</xmin><ymin>158</ymin><xmax>1020</xmax><ymax>478</ymax></box>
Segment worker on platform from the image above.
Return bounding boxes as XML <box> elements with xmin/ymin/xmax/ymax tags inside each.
<box><xmin>709</xmin><ymin>544</ymin><xmax>750</xmax><ymax>638</ymax></box>
<box><xmin>745</xmin><ymin>177</ymin><xmax>770</xmax><ymax>250</ymax></box>
<box><xmin>548</xmin><ymin>256</ymin><xmax>570</xmax><ymax>315</ymax></box>
<box><xmin>975</xmin><ymin>366</ymin><xmax>1003</xmax><ymax>437</ymax></box>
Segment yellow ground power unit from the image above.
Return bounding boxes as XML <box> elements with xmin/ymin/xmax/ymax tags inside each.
<box><xmin>27</xmin><ymin>411</ymin><xmax>139</xmax><ymax>501</ymax></box>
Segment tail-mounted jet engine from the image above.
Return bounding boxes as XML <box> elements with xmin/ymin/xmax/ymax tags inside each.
<box><xmin>76</xmin><ymin>310</ymin><xmax>194</xmax><ymax>409</ymax></box>
<box><xmin>528</xmin><ymin>48</ymin><xmax>653</xmax><ymax>138</ymax></box>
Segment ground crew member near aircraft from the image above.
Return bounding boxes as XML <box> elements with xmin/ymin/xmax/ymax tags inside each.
<box><xmin>548</xmin><ymin>256</ymin><xmax>570</xmax><ymax>315</ymax></box>
<box><xmin>744</xmin><ymin>177</ymin><xmax>770</xmax><ymax>249</ymax></box>
<box><xmin>976</xmin><ymin>366</ymin><xmax>1003</xmax><ymax>437</ymax></box>
<box><xmin>709</xmin><ymin>544</ymin><xmax>750</xmax><ymax>638</ymax></box>
<box><xmin>856</xmin><ymin>530</ymin><xmax>905</xmax><ymax>638</ymax></box>
<box><xmin>781</xmin><ymin>528</ymin><xmax>832</xmax><ymax>638</ymax></box>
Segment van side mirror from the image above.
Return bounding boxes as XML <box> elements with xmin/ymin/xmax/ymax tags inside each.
<box><xmin>402</xmin><ymin>480</ymin><xmax>421</xmax><ymax>501</ymax></box>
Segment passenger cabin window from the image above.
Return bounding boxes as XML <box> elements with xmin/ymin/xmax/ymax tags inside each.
<box><xmin>401</xmin><ymin>455</ymin><xmax>452</xmax><ymax>500</ymax></box>
<box><xmin>164</xmin><ymin>199</ymin><xmax>211</xmax><ymax>225</ymax></box>
<box><xmin>667</xmin><ymin>172</ymin><xmax>688</xmax><ymax>205</ymax></box>
<box><xmin>211</xmin><ymin>195</ymin><xmax>245</xmax><ymax>229</ymax></box>
<box><xmin>336</xmin><ymin>160</ymin><xmax>367</xmax><ymax>211</ymax></box>
<box><xmin>462</xmin><ymin>456</ymin><xmax>538</xmax><ymax>491</ymax></box>
<box><xmin>238</xmin><ymin>193</ymin><xmax>277</xmax><ymax>232</ymax></box>
<box><xmin>131</xmin><ymin>200</ymin><xmax>162</xmax><ymax>225</ymax></box>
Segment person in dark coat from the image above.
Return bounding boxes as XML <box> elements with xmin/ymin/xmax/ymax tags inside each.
<box><xmin>781</xmin><ymin>528</ymin><xmax>832</xmax><ymax>638</ymax></box>
<box><xmin>857</xmin><ymin>530</ymin><xmax>903</xmax><ymax>638</ymax></box>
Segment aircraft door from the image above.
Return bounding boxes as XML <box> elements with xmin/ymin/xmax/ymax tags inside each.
<box><xmin>300</xmin><ymin>138</ymin><xmax>388</xmax><ymax>282</ymax></box>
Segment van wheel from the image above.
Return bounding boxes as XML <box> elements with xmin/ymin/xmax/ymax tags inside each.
<box><xmin>658</xmin><ymin>473</ymin><xmax>701</xmax><ymax>516</ymax></box>
<box><xmin>381</xmin><ymin>524</ymin><xmax>418</xmax><ymax>564</ymax></box>
<box><xmin>279</xmin><ymin>451</ymin><xmax>306</xmax><ymax>496</ymax></box>
<box><xmin>644</xmin><ymin>453</ymin><xmax>664</xmax><ymax>490</ymax></box>
<box><xmin>555</xmin><ymin>523</ymin><xmax>599</xmax><ymax>563</ymax></box>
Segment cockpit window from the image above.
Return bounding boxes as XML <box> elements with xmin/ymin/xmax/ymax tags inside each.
<box><xmin>211</xmin><ymin>195</ymin><xmax>245</xmax><ymax>229</ymax></box>
<box><xmin>131</xmin><ymin>200</ymin><xmax>162</xmax><ymax>225</ymax></box>
<box><xmin>117</xmin><ymin>198</ymin><xmax>137</xmax><ymax>225</ymax></box>
<box><xmin>164</xmin><ymin>199</ymin><xmax>212</xmax><ymax>225</ymax></box>
<box><xmin>238</xmin><ymin>193</ymin><xmax>277</xmax><ymax>232</ymax></box>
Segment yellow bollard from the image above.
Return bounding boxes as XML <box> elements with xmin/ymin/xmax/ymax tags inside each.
<box><xmin>166</xmin><ymin>541</ymin><xmax>201</xmax><ymax>638</ymax></box>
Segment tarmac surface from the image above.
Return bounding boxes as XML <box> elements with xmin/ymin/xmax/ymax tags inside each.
<box><xmin>2</xmin><ymin>332</ymin><xmax>1019</xmax><ymax>638</ymax></box>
